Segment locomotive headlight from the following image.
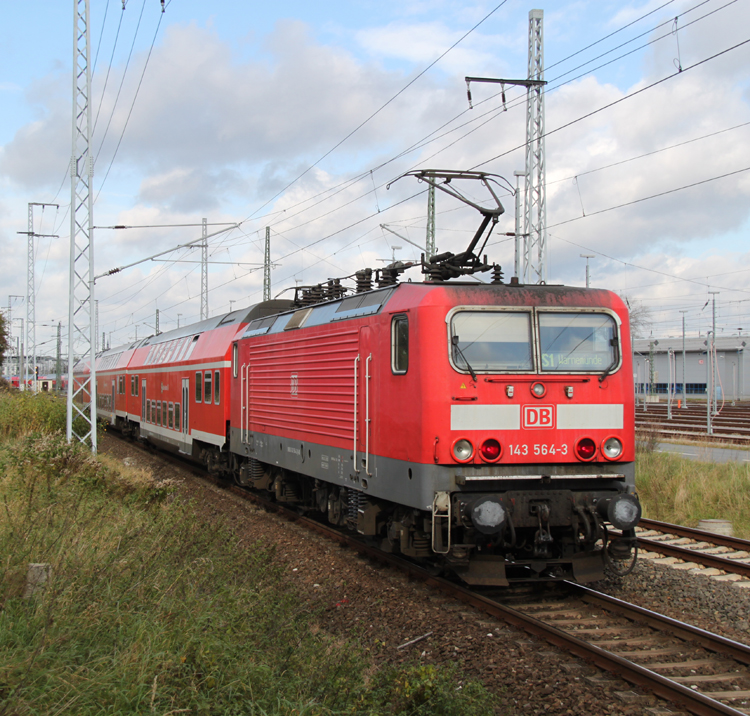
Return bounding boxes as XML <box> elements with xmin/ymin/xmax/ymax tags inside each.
<box><xmin>597</xmin><ymin>493</ymin><xmax>642</xmax><ymax>530</ymax></box>
<box><xmin>452</xmin><ymin>438</ymin><xmax>474</xmax><ymax>463</ymax></box>
<box><xmin>531</xmin><ymin>382</ymin><xmax>546</xmax><ymax>398</ymax></box>
<box><xmin>601</xmin><ymin>436</ymin><xmax>623</xmax><ymax>460</ymax></box>
<box><xmin>469</xmin><ymin>496</ymin><xmax>507</xmax><ymax>535</ymax></box>
<box><xmin>479</xmin><ymin>438</ymin><xmax>502</xmax><ymax>463</ymax></box>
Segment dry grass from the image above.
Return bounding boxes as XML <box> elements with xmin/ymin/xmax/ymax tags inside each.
<box><xmin>0</xmin><ymin>391</ymin><xmax>497</xmax><ymax>716</ymax></box>
<box><xmin>636</xmin><ymin>449</ymin><xmax>750</xmax><ymax>538</ymax></box>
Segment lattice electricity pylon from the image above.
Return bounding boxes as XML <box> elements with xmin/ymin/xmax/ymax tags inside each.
<box><xmin>201</xmin><ymin>218</ymin><xmax>208</xmax><ymax>319</ymax></box>
<box><xmin>67</xmin><ymin>0</ymin><xmax>97</xmax><ymax>453</ymax></box>
<box><xmin>24</xmin><ymin>202</ymin><xmax>59</xmax><ymax>393</ymax></box>
<box><xmin>263</xmin><ymin>226</ymin><xmax>271</xmax><ymax>301</ymax></box>
<box><xmin>523</xmin><ymin>9</ymin><xmax>547</xmax><ymax>284</ymax></box>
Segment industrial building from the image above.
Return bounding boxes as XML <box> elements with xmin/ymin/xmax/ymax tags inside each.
<box><xmin>633</xmin><ymin>336</ymin><xmax>748</xmax><ymax>401</ymax></box>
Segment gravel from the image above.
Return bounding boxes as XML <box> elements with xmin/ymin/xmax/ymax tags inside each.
<box><xmin>101</xmin><ymin>434</ymin><xmax>750</xmax><ymax>715</ymax></box>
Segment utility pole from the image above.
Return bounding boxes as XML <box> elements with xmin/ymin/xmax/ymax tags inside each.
<box><xmin>201</xmin><ymin>218</ymin><xmax>208</xmax><ymax>320</ymax></box>
<box><xmin>8</xmin><ymin>296</ymin><xmax>23</xmax><ymax>383</ymax></box>
<box><xmin>94</xmin><ymin>299</ymin><xmax>98</xmax><ymax>353</ymax></box>
<box><xmin>706</xmin><ymin>333</ymin><xmax>712</xmax><ymax>435</ymax></box>
<box><xmin>264</xmin><ymin>226</ymin><xmax>271</xmax><ymax>302</ymax></box>
<box><xmin>425</xmin><ymin>183</ymin><xmax>436</xmax><ymax>259</ymax></box>
<box><xmin>679</xmin><ymin>310</ymin><xmax>688</xmax><ymax>406</ymax></box>
<box><xmin>155</xmin><ymin>308</ymin><xmax>160</xmax><ymax>335</ymax></box>
<box><xmin>667</xmin><ymin>348</ymin><xmax>674</xmax><ymax>420</ymax></box>
<box><xmin>22</xmin><ymin>202</ymin><xmax>59</xmax><ymax>393</ymax></box>
<box><xmin>648</xmin><ymin>340</ymin><xmax>657</xmax><ymax>396</ymax></box>
<box><xmin>67</xmin><ymin>0</ymin><xmax>97</xmax><ymax>453</ymax></box>
<box><xmin>580</xmin><ymin>254</ymin><xmax>594</xmax><ymax>288</ymax></box>
<box><xmin>709</xmin><ymin>291</ymin><xmax>719</xmax><ymax>416</ymax></box>
<box><xmin>56</xmin><ymin>322</ymin><xmax>62</xmax><ymax>394</ymax></box>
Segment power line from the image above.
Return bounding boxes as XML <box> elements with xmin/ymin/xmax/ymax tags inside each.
<box><xmin>547</xmin><ymin>164</ymin><xmax>750</xmax><ymax>231</ymax></box>
<box><xmin>238</xmin><ymin>1</ymin><xmax>510</xmax><ymax>227</ymax></box>
<box><xmin>473</xmin><ymin>35</ymin><xmax>750</xmax><ymax>170</ymax></box>
<box><xmin>96</xmin><ymin>4</ymin><xmax>166</xmax><ymax>197</ymax></box>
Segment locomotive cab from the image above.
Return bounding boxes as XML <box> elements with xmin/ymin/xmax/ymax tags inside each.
<box><xmin>418</xmin><ymin>288</ymin><xmax>641</xmax><ymax>585</ymax></box>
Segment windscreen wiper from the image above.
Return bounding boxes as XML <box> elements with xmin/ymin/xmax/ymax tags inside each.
<box><xmin>452</xmin><ymin>335</ymin><xmax>477</xmax><ymax>382</ymax></box>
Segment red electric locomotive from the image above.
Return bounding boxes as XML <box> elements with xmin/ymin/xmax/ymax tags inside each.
<box><xmin>227</xmin><ymin>171</ymin><xmax>641</xmax><ymax>586</ymax></box>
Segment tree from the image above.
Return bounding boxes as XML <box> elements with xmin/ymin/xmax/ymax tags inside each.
<box><xmin>0</xmin><ymin>312</ymin><xmax>9</xmax><ymax>369</ymax></box>
<box><xmin>620</xmin><ymin>294</ymin><xmax>652</xmax><ymax>342</ymax></box>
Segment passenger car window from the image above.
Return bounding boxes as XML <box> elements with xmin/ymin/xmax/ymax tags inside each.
<box><xmin>214</xmin><ymin>370</ymin><xmax>220</xmax><ymax>404</ymax></box>
<box><xmin>195</xmin><ymin>372</ymin><xmax>202</xmax><ymax>402</ymax></box>
<box><xmin>391</xmin><ymin>316</ymin><xmax>408</xmax><ymax>374</ymax></box>
<box><xmin>204</xmin><ymin>371</ymin><xmax>212</xmax><ymax>405</ymax></box>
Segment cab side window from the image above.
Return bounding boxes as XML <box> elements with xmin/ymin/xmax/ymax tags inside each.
<box><xmin>391</xmin><ymin>315</ymin><xmax>409</xmax><ymax>374</ymax></box>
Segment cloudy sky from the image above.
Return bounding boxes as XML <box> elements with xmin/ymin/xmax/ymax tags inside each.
<box><xmin>1</xmin><ymin>0</ymin><xmax>749</xmax><ymax>360</ymax></box>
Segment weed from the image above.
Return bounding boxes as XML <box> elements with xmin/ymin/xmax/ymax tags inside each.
<box><xmin>636</xmin><ymin>450</ymin><xmax>750</xmax><ymax>537</ymax></box>
<box><xmin>0</xmin><ymin>392</ymin><xmax>502</xmax><ymax>716</ymax></box>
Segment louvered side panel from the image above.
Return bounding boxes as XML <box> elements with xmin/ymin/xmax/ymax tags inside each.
<box><xmin>247</xmin><ymin>328</ymin><xmax>360</xmax><ymax>443</ymax></box>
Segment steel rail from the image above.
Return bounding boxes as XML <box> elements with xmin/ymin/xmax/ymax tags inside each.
<box><xmin>639</xmin><ymin>518</ymin><xmax>750</xmax><ymax>551</ymax></box>
<box><xmin>568</xmin><ymin>583</ymin><xmax>750</xmax><ymax>665</ymax></box>
<box><xmin>637</xmin><ymin>537</ymin><xmax>750</xmax><ymax>578</ymax></box>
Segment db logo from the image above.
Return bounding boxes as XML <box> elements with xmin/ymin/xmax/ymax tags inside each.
<box><xmin>523</xmin><ymin>405</ymin><xmax>555</xmax><ymax>429</ymax></box>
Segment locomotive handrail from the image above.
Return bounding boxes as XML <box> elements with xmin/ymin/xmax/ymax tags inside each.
<box><xmin>248</xmin><ymin>363</ymin><xmax>253</xmax><ymax>442</ymax></box>
<box><xmin>240</xmin><ymin>363</ymin><xmax>246</xmax><ymax>443</ymax></box>
<box><xmin>484</xmin><ymin>376</ymin><xmax>591</xmax><ymax>383</ymax></box>
<box><xmin>366</xmin><ymin>354</ymin><xmax>372</xmax><ymax>477</ymax></box>
<box><xmin>353</xmin><ymin>356</ymin><xmax>360</xmax><ymax>474</ymax></box>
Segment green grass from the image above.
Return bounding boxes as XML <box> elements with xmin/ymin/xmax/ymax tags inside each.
<box><xmin>636</xmin><ymin>448</ymin><xmax>750</xmax><ymax>538</ymax></box>
<box><xmin>0</xmin><ymin>391</ymin><xmax>497</xmax><ymax>716</ymax></box>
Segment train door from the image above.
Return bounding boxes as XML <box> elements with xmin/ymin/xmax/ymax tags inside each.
<box><xmin>141</xmin><ymin>380</ymin><xmax>147</xmax><ymax>427</ymax></box>
<box><xmin>356</xmin><ymin>326</ymin><xmax>376</xmax><ymax>477</ymax></box>
<box><xmin>181</xmin><ymin>378</ymin><xmax>189</xmax><ymax>441</ymax></box>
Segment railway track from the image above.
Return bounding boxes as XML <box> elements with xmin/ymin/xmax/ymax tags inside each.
<box><xmin>636</xmin><ymin>403</ymin><xmax>750</xmax><ymax>445</ymax></box>
<box><xmin>119</xmin><ymin>436</ymin><xmax>750</xmax><ymax>714</ymax></box>
<box><xmin>619</xmin><ymin>519</ymin><xmax>750</xmax><ymax>583</ymax></box>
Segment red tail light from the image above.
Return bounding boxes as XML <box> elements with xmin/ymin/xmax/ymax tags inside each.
<box><xmin>480</xmin><ymin>438</ymin><xmax>502</xmax><ymax>462</ymax></box>
<box><xmin>576</xmin><ymin>437</ymin><xmax>597</xmax><ymax>461</ymax></box>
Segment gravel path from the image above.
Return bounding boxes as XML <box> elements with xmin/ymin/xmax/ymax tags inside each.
<box><xmin>101</xmin><ymin>435</ymin><xmax>750</xmax><ymax>715</ymax></box>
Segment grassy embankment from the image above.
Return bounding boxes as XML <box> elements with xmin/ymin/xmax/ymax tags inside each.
<box><xmin>0</xmin><ymin>390</ymin><xmax>494</xmax><ymax>716</ymax></box>
<box><xmin>636</xmin><ymin>440</ymin><xmax>750</xmax><ymax>538</ymax></box>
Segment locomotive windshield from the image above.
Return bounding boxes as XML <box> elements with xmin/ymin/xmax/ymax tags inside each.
<box><xmin>449</xmin><ymin>309</ymin><xmax>618</xmax><ymax>374</ymax></box>
<box><xmin>538</xmin><ymin>312</ymin><xmax>617</xmax><ymax>373</ymax></box>
<box><xmin>450</xmin><ymin>311</ymin><xmax>533</xmax><ymax>371</ymax></box>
